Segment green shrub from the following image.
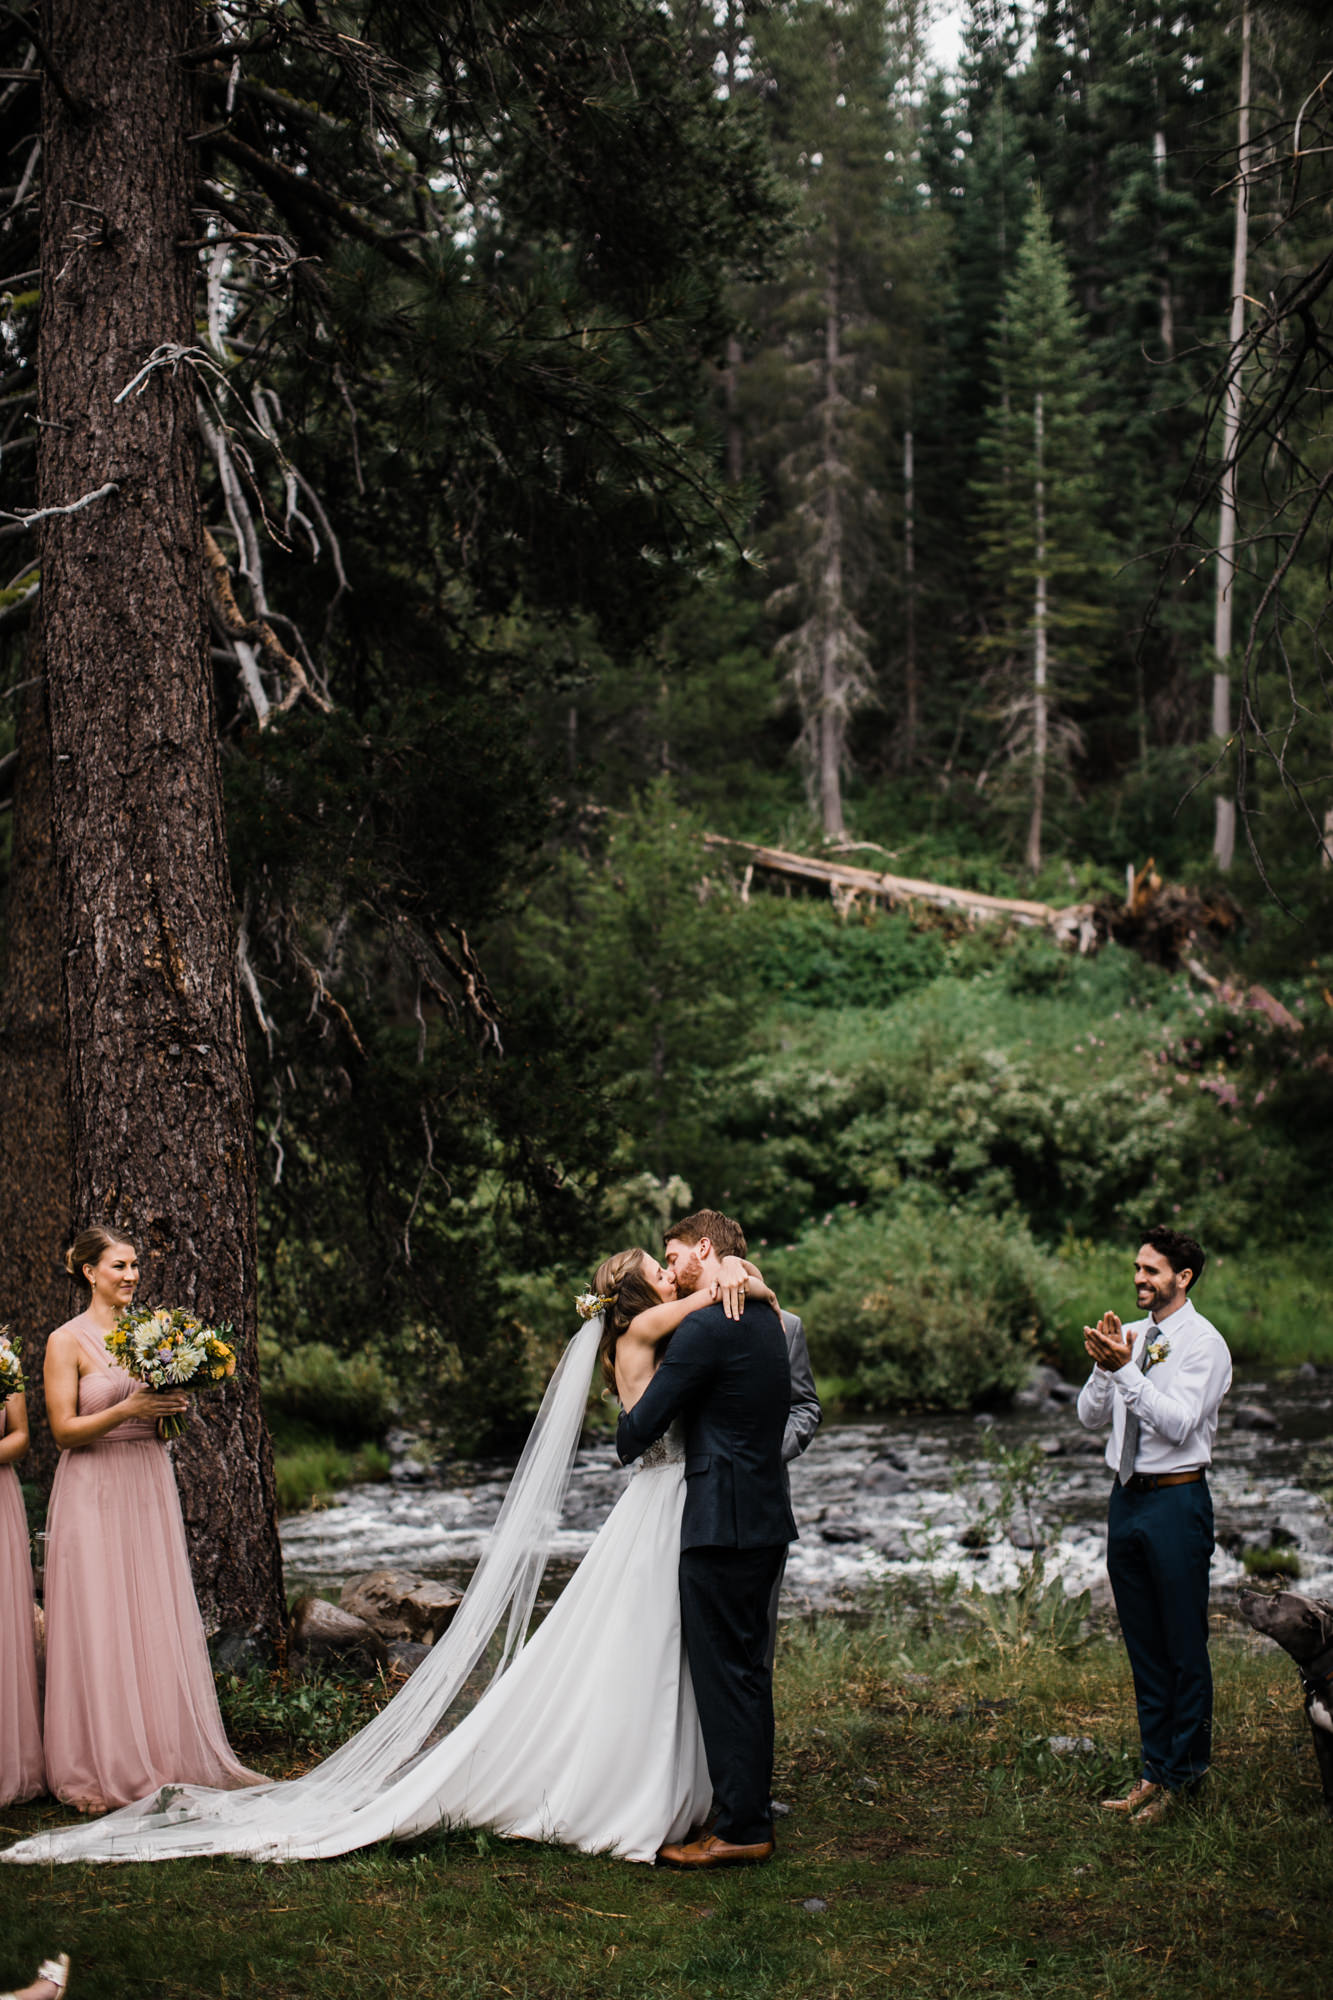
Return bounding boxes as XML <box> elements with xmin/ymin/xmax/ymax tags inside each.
<box><xmin>272</xmin><ymin>1437</ymin><xmax>392</xmax><ymax>1513</ymax></box>
<box><xmin>261</xmin><ymin>1340</ymin><xmax>396</xmax><ymax>1444</ymax></box>
<box><xmin>736</xmin><ymin>900</ymin><xmax>952</xmax><ymax>1009</ymax></box>
<box><xmin>764</xmin><ymin>1201</ymin><xmax>1059</xmax><ymax>1410</ymax></box>
<box><xmin>1240</xmin><ymin>1545</ymin><xmax>1302</xmax><ymax>1579</ymax></box>
<box><xmin>216</xmin><ymin>1666</ymin><xmax>390</xmax><ymax>1755</ymax></box>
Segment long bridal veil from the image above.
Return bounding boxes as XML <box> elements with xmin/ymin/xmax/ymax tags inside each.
<box><xmin>3</xmin><ymin>1314</ymin><xmax>604</xmax><ymax>1864</ymax></box>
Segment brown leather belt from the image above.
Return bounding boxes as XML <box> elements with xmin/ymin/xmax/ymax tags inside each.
<box><xmin>1122</xmin><ymin>1469</ymin><xmax>1205</xmax><ymax>1493</ymax></box>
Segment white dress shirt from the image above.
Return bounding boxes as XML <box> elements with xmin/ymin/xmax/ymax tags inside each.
<box><xmin>1076</xmin><ymin>1296</ymin><xmax>1233</xmax><ymax>1477</ymax></box>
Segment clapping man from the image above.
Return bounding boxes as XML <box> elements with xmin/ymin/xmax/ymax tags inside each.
<box><xmin>1077</xmin><ymin>1225</ymin><xmax>1232</xmax><ymax>1826</ymax></box>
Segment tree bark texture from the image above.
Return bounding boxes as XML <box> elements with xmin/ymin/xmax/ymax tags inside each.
<box><xmin>0</xmin><ymin>653</ymin><xmax>73</xmax><ymax>1496</ymax></box>
<box><xmin>37</xmin><ymin>0</ymin><xmax>284</xmax><ymax>1642</ymax></box>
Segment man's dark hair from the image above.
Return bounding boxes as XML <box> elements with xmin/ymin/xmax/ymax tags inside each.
<box><xmin>665</xmin><ymin>1208</ymin><xmax>747</xmax><ymax>1258</ymax></box>
<box><xmin>1139</xmin><ymin>1224</ymin><xmax>1206</xmax><ymax>1290</ymax></box>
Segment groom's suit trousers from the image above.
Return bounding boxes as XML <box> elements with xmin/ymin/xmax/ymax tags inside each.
<box><xmin>679</xmin><ymin>1543</ymin><xmax>786</xmax><ymax>1847</ymax></box>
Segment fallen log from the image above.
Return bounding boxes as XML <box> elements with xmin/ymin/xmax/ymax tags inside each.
<box><xmin>701</xmin><ymin>834</ymin><xmax>1101</xmax><ymax>952</ymax></box>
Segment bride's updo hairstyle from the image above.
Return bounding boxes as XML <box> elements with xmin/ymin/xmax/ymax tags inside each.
<box><xmin>593</xmin><ymin>1248</ymin><xmax>662</xmax><ymax>1393</ymax></box>
<box><xmin>65</xmin><ymin>1224</ymin><xmax>133</xmax><ymax>1287</ymax></box>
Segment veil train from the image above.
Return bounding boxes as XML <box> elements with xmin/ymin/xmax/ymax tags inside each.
<box><xmin>2</xmin><ymin>1314</ymin><xmax>604</xmax><ymax>1865</ymax></box>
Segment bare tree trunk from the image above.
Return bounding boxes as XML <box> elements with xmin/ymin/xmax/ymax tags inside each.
<box><xmin>818</xmin><ymin>260</ymin><xmax>847</xmax><ymax>841</ymax></box>
<box><xmin>1153</xmin><ymin>129</ymin><xmax>1175</xmax><ymax>359</ymax></box>
<box><xmin>902</xmin><ymin>415</ymin><xmax>918</xmax><ymax>766</ymax></box>
<box><xmin>38</xmin><ymin>0</ymin><xmax>284</xmax><ymax>1644</ymax></box>
<box><xmin>1212</xmin><ymin>0</ymin><xmax>1250</xmax><ymax>873</ymax></box>
<box><xmin>1026</xmin><ymin>390</ymin><xmax>1048</xmax><ymax>874</ymax></box>
<box><xmin>0</xmin><ymin>651</ymin><xmax>72</xmax><ymax>1496</ymax></box>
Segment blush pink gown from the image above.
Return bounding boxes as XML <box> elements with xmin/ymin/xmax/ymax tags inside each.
<box><xmin>0</xmin><ymin>1403</ymin><xmax>44</xmax><ymax>1805</ymax></box>
<box><xmin>42</xmin><ymin>1326</ymin><xmax>260</xmax><ymax>1811</ymax></box>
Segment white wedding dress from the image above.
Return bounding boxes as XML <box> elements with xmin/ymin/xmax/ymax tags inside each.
<box><xmin>2</xmin><ymin>1317</ymin><xmax>711</xmax><ymax>1866</ymax></box>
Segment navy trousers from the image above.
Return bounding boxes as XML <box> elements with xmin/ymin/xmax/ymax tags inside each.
<box><xmin>1106</xmin><ymin>1477</ymin><xmax>1215</xmax><ymax>1793</ymax></box>
<box><xmin>679</xmin><ymin>1544</ymin><xmax>786</xmax><ymax>1845</ymax></box>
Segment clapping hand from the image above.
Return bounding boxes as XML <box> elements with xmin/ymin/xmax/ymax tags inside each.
<box><xmin>1084</xmin><ymin>1311</ymin><xmax>1133</xmax><ymax>1372</ymax></box>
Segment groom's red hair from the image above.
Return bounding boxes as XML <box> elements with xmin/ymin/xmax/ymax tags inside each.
<box><xmin>664</xmin><ymin>1209</ymin><xmax>747</xmax><ymax>1258</ymax></box>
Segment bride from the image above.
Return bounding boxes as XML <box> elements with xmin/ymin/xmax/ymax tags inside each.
<box><xmin>3</xmin><ymin>1247</ymin><xmax>779</xmax><ymax>1867</ymax></box>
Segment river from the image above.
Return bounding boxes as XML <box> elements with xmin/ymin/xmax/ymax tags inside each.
<box><xmin>280</xmin><ymin>1363</ymin><xmax>1333</xmax><ymax>1615</ymax></box>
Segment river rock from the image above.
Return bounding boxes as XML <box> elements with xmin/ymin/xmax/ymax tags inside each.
<box><xmin>818</xmin><ymin>1511</ymin><xmax>863</xmax><ymax>1544</ymax></box>
<box><xmin>1231</xmin><ymin>1402</ymin><xmax>1278</xmax><ymax>1431</ymax></box>
<box><xmin>862</xmin><ymin>1464</ymin><xmax>911</xmax><ymax>1495</ymax></box>
<box><xmin>1038</xmin><ymin>1437</ymin><xmax>1065</xmax><ymax>1457</ymax></box>
<box><xmin>386</xmin><ymin>1639</ymin><xmax>432</xmax><ymax>1676</ymax></box>
<box><xmin>289</xmin><ymin>1595</ymin><xmax>385</xmax><ymax>1675</ymax></box>
<box><xmin>340</xmin><ymin>1569</ymin><xmax>462</xmax><ymax>1644</ymax></box>
<box><xmin>1047</xmin><ymin>1735</ymin><xmax>1096</xmax><ymax>1757</ymax></box>
<box><xmin>874</xmin><ymin>1446</ymin><xmax>911</xmax><ymax>1472</ymax></box>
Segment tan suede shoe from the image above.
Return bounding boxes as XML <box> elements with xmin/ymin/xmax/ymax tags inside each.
<box><xmin>657</xmin><ymin>1833</ymin><xmax>775</xmax><ymax>1869</ymax></box>
<box><xmin>1131</xmin><ymin>1789</ymin><xmax>1173</xmax><ymax>1827</ymax></box>
<box><xmin>1100</xmin><ymin>1778</ymin><xmax>1159</xmax><ymax>1814</ymax></box>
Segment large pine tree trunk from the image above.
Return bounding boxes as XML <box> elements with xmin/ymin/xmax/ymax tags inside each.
<box><xmin>1026</xmin><ymin>390</ymin><xmax>1048</xmax><ymax>875</ymax></box>
<box><xmin>0</xmin><ymin>656</ymin><xmax>72</xmax><ymax>1495</ymax></box>
<box><xmin>37</xmin><ymin>0</ymin><xmax>284</xmax><ymax>1644</ymax></box>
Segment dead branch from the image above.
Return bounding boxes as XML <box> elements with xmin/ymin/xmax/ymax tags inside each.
<box><xmin>204</xmin><ymin>526</ymin><xmax>331</xmax><ymax>724</ymax></box>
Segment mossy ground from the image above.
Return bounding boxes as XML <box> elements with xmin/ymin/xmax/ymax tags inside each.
<box><xmin>1</xmin><ymin>1609</ymin><xmax>1327</xmax><ymax>1998</ymax></box>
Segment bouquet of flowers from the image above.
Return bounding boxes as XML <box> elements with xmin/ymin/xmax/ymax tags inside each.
<box><xmin>106</xmin><ymin>1306</ymin><xmax>237</xmax><ymax>1439</ymax></box>
<box><xmin>0</xmin><ymin>1326</ymin><xmax>24</xmax><ymax>1400</ymax></box>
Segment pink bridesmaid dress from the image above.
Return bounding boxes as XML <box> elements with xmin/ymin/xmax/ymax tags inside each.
<box><xmin>42</xmin><ymin>1326</ymin><xmax>259</xmax><ymax>1811</ymax></box>
<box><xmin>0</xmin><ymin>1402</ymin><xmax>44</xmax><ymax>1805</ymax></box>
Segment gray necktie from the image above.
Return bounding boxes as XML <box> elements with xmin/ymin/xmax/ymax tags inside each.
<box><xmin>1116</xmin><ymin>1330</ymin><xmax>1145</xmax><ymax>1485</ymax></box>
<box><xmin>1117</xmin><ymin>1401</ymin><xmax>1140</xmax><ymax>1486</ymax></box>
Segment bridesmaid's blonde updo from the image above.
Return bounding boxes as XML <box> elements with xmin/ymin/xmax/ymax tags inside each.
<box><xmin>65</xmin><ymin>1224</ymin><xmax>134</xmax><ymax>1286</ymax></box>
<box><xmin>593</xmin><ymin>1248</ymin><xmax>662</xmax><ymax>1393</ymax></box>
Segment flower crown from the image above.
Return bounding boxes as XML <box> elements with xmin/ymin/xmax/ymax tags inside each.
<box><xmin>575</xmin><ymin>1291</ymin><xmax>614</xmax><ymax>1321</ymax></box>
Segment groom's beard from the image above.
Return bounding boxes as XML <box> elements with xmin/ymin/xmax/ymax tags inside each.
<box><xmin>672</xmin><ymin>1249</ymin><xmax>704</xmax><ymax>1294</ymax></box>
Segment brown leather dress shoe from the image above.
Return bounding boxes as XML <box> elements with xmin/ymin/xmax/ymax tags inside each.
<box><xmin>1100</xmin><ymin>1778</ymin><xmax>1159</xmax><ymax>1814</ymax></box>
<box><xmin>656</xmin><ymin>1833</ymin><xmax>775</xmax><ymax>1869</ymax></box>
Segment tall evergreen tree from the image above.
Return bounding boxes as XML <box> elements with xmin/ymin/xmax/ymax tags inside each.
<box><xmin>972</xmin><ymin>195</ymin><xmax>1107</xmax><ymax>871</ymax></box>
<box><xmin>746</xmin><ymin>0</ymin><xmax>905</xmax><ymax>839</ymax></box>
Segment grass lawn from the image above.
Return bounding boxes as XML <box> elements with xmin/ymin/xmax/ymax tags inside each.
<box><xmin>1</xmin><ymin>1607</ymin><xmax>1328</xmax><ymax>1999</ymax></box>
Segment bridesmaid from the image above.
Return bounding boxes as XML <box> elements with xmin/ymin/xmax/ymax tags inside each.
<box><xmin>0</xmin><ymin>1365</ymin><xmax>44</xmax><ymax>1806</ymax></box>
<box><xmin>43</xmin><ymin>1225</ymin><xmax>260</xmax><ymax>1812</ymax></box>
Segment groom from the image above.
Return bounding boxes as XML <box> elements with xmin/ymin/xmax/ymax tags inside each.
<box><xmin>616</xmin><ymin>1212</ymin><xmax>796</xmax><ymax>1868</ymax></box>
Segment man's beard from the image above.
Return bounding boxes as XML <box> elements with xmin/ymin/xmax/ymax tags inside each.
<box><xmin>673</xmin><ymin>1249</ymin><xmax>704</xmax><ymax>1293</ymax></box>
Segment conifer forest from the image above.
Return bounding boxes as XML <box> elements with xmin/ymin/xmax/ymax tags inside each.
<box><xmin>2</xmin><ymin>1</ymin><xmax>1332</xmax><ymax>1624</ymax></box>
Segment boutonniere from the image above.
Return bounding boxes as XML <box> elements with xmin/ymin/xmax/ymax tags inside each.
<box><xmin>1144</xmin><ymin>1337</ymin><xmax>1170</xmax><ymax>1371</ymax></box>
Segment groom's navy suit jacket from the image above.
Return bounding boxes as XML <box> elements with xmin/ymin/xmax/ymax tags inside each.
<box><xmin>615</xmin><ymin>1300</ymin><xmax>798</xmax><ymax>1551</ymax></box>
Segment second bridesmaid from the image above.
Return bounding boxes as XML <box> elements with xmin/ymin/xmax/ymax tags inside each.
<box><xmin>0</xmin><ymin>1358</ymin><xmax>44</xmax><ymax>1806</ymax></box>
<box><xmin>42</xmin><ymin>1226</ymin><xmax>260</xmax><ymax>1813</ymax></box>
